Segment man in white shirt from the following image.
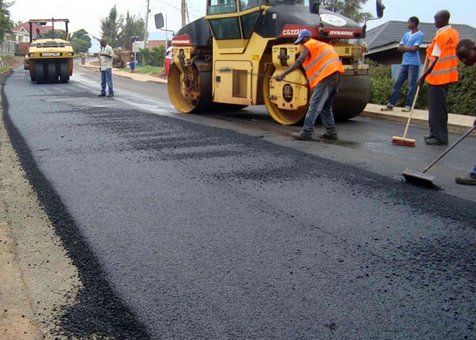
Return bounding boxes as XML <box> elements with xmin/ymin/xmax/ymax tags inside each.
<box><xmin>98</xmin><ymin>39</ymin><xmax>114</xmax><ymax>97</ymax></box>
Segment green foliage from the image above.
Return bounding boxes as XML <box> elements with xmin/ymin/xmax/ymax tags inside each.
<box><xmin>322</xmin><ymin>0</ymin><xmax>372</xmax><ymax>23</ymax></box>
<box><xmin>118</xmin><ymin>12</ymin><xmax>145</xmax><ymax>50</ymax></box>
<box><xmin>135</xmin><ymin>65</ymin><xmax>164</xmax><ymax>75</ymax></box>
<box><xmin>447</xmin><ymin>64</ymin><xmax>476</xmax><ymax>116</ymax></box>
<box><xmin>368</xmin><ymin>60</ymin><xmax>476</xmax><ymax>115</ymax></box>
<box><xmin>138</xmin><ymin>45</ymin><xmax>166</xmax><ymax>67</ymax></box>
<box><xmin>100</xmin><ymin>5</ymin><xmax>123</xmax><ymax>47</ymax></box>
<box><xmin>70</xmin><ymin>29</ymin><xmax>91</xmax><ymax>53</ymax></box>
<box><xmin>101</xmin><ymin>7</ymin><xmax>144</xmax><ymax>49</ymax></box>
<box><xmin>0</xmin><ymin>0</ymin><xmax>13</xmax><ymax>42</ymax></box>
<box><xmin>368</xmin><ymin>60</ymin><xmax>393</xmax><ymax>105</ymax></box>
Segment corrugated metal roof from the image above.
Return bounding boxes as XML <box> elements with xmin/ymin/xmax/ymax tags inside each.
<box><xmin>364</xmin><ymin>21</ymin><xmax>476</xmax><ymax>51</ymax></box>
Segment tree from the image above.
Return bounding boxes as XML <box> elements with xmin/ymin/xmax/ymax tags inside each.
<box><xmin>448</xmin><ymin>63</ymin><xmax>476</xmax><ymax>116</ymax></box>
<box><xmin>139</xmin><ymin>45</ymin><xmax>166</xmax><ymax>67</ymax></box>
<box><xmin>118</xmin><ymin>11</ymin><xmax>145</xmax><ymax>49</ymax></box>
<box><xmin>100</xmin><ymin>5</ymin><xmax>123</xmax><ymax>47</ymax></box>
<box><xmin>70</xmin><ymin>29</ymin><xmax>92</xmax><ymax>53</ymax></box>
<box><xmin>0</xmin><ymin>0</ymin><xmax>13</xmax><ymax>42</ymax></box>
<box><xmin>322</xmin><ymin>0</ymin><xmax>372</xmax><ymax>24</ymax></box>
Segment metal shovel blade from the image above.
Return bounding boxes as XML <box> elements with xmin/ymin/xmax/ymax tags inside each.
<box><xmin>402</xmin><ymin>168</ymin><xmax>437</xmax><ymax>189</ymax></box>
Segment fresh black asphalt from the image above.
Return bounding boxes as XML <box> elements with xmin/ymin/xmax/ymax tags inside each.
<box><xmin>3</xmin><ymin>69</ymin><xmax>475</xmax><ymax>339</ymax></box>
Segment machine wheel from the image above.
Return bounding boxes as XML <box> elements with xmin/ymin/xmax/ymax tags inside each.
<box><xmin>263</xmin><ymin>64</ymin><xmax>308</xmax><ymax>125</ymax></box>
<box><xmin>35</xmin><ymin>62</ymin><xmax>45</xmax><ymax>84</ymax></box>
<box><xmin>167</xmin><ymin>63</ymin><xmax>211</xmax><ymax>113</ymax></box>
<box><xmin>47</xmin><ymin>61</ymin><xmax>57</xmax><ymax>83</ymax></box>
<box><xmin>59</xmin><ymin>61</ymin><xmax>70</xmax><ymax>83</ymax></box>
<box><xmin>332</xmin><ymin>74</ymin><xmax>370</xmax><ymax>121</ymax></box>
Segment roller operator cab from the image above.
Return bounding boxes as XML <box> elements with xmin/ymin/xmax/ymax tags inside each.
<box><xmin>27</xmin><ymin>19</ymin><xmax>74</xmax><ymax>84</ymax></box>
<box><xmin>156</xmin><ymin>0</ymin><xmax>385</xmax><ymax>125</ymax></box>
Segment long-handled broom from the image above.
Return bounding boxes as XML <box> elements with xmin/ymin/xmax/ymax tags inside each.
<box><xmin>391</xmin><ymin>59</ymin><xmax>428</xmax><ymax>147</ymax></box>
<box><xmin>391</xmin><ymin>85</ymin><xmax>420</xmax><ymax>147</ymax></box>
<box><xmin>402</xmin><ymin>125</ymin><xmax>476</xmax><ymax>188</ymax></box>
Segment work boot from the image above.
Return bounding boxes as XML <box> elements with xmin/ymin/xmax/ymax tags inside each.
<box><xmin>380</xmin><ymin>104</ymin><xmax>394</xmax><ymax>111</ymax></box>
<box><xmin>107</xmin><ymin>93</ymin><xmax>114</xmax><ymax>98</ymax></box>
<box><xmin>455</xmin><ymin>173</ymin><xmax>476</xmax><ymax>185</ymax></box>
<box><xmin>320</xmin><ymin>128</ymin><xmax>338</xmax><ymax>140</ymax></box>
<box><xmin>425</xmin><ymin>137</ymin><xmax>447</xmax><ymax>146</ymax></box>
<box><xmin>291</xmin><ymin>131</ymin><xmax>312</xmax><ymax>141</ymax></box>
<box><xmin>423</xmin><ymin>134</ymin><xmax>435</xmax><ymax>141</ymax></box>
<box><xmin>98</xmin><ymin>93</ymin><xmax>106</xmax><ymax>97</ymax></box>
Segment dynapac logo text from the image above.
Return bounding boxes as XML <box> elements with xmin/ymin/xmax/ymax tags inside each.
<box><xmin>327</xmin><ymin>30</ymin><xmax>354</xmax><ymax>36</ymax></box>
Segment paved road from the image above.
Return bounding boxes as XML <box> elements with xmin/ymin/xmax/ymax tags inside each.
<box><xmin>4</xmin><ymin>66</ymin><xmax>476</xmax><ymax>338</ymax></box>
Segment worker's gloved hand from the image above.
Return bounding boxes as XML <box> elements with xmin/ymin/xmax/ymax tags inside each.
<box><xmin>275</xmin><ymin>74</ymin><xmax>284</xmax><ymax>81</ymax></box>
<box><xmin>417</xmin><ymin>77</ymin><xmax>425</xmax><ymax>86</ymax></box>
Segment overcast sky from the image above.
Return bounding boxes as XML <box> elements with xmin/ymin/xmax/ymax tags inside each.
<box><xmin>9</xmin><ymin>0</ymin><xmax>475</xmax><ymax>50</ymax></box>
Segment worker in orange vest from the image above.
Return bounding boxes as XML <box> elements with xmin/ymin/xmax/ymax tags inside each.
<box><xmin>276</xmin><ymin>29</ymin><xmax>344</xmax><ymax>141</ymax></box>
<box><xmin>454</xmin><ymin>39</ymin><xmax>476</xmax><ymax>186</ymax></box>
<box><xmin>418</xmin><ymin>10</ymin><xmax>459</xmax><ymax>146</ymax></box>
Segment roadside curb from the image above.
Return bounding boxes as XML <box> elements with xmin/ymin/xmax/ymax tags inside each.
<box><xmin>361</xmin><ymin>103</ymin><xmax>474</xmax><ymax>135</ymax></box>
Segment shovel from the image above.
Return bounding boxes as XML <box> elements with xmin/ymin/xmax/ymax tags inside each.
<box><xmin>403</xmin><ymin>125</ymin><xmax>476</xmax><ymax>188</ymax></box>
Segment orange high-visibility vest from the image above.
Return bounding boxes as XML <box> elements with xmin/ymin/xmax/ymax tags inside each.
<box><xmin>426</xmin><ymin>26</ymin><xmax>459</xmax><ymax>85</ymax></box>
<box><xmin>302</xmin><ymin>39</ymin><xmax>344</xmax><ymax>90</ymax></box>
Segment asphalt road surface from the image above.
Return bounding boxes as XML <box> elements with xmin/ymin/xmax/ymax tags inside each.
<box><xmin>3</xmin><ymin>66</ymin><xmax>475</xmax><ymax>339</ymax></box>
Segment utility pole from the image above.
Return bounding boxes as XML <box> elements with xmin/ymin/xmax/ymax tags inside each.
<box><xmin>181</xmin><ymin>0</ymin><xmax>189</xmax><ymax>27</ymax></box>
<box><xmin>144</xmin><ymin>0</ymin><xmax>150</xmax><ymax>48</ymax></box>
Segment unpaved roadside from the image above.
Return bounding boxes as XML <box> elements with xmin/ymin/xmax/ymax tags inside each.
<box><xmin>0</xmin><ymin>77</ymin><xmax>81</xmax><ymax>338</ymax></box>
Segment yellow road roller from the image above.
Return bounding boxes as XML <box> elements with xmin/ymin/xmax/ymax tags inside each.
<box><xmin>27</xmin><ymin>18</ymin><xmax>74</xmax><ymax>84</ymax></box>
<box><xmin>156</xmin><ymin>0</ymin><xmax>385</xmax><ymax>124</ymax></box>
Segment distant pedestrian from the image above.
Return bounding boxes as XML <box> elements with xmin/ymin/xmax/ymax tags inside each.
<box><xmin>129</xmin><ymin>54</ymin><xmax>136</xmax><ymax>73</ymax></box>
<box><xmin>98</xmin><ymin>39</ymin><xmax>114</xmax><ymax>98</ymax></box>
<box><xmin>275</xmin><ymin>29</ymin><xmax>344</xmax><ymax>141</ymax></box>
<box><xmin>381</xmin><ymin>16</ymin><xmax>424</xmax><ymax>112</ymax></box>
<box><xmin>34</xmin><ymin>28</ymin><xmax>43</xmax><ymax>40</ymax></box>
<box><xmin>454</xmin><ymin>39</ymin><xmax>476</xmax><ymax>185</ymax></box>
<box><xmin>418</xmin><ymin>10</ymin><xmax>459</xmax><ymax>146</ymax></box>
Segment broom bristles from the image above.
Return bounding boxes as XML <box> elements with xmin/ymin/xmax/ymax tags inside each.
<box><xmin>392</xmin><ymin>136</ymin><xmax>416</xmax><ymax>147</ymax></box>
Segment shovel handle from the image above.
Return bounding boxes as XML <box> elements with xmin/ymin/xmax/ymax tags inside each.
<box><xmin>423</xmin><ymin>125</ymin><xmax>476</xmax><ymax>173</ymax></box>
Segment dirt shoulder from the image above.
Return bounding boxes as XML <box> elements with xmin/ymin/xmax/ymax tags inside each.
<box><xmin>0</xmin><ymin>69</ymin><xmax>81</xmax><ymax>338</ymax></box>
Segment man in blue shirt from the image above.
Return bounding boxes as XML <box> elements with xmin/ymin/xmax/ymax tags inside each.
<box><xmin>382</xmin><ymin>16</ymin><xmax>424</xmax><ymax>112</ymax></box>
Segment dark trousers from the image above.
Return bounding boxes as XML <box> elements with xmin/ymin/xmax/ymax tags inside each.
<box><xmin>428</xmin><ymin>84</ymin><xmax>449</xmax><ymax>144</ymax></box>
<box><xmin>302</xmin><ymin>72</ymin><xmax>340</xmax><ymax>136</ymax></box>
